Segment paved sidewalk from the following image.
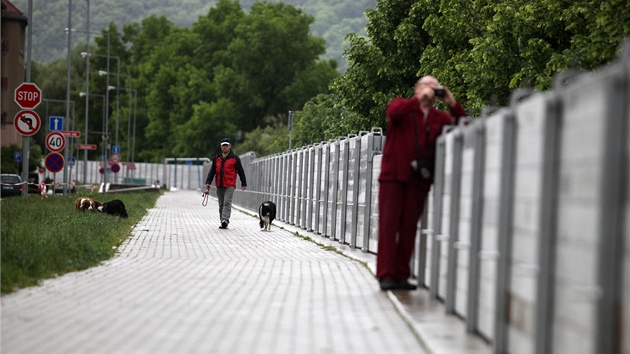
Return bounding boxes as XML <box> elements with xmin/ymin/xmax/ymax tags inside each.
<box><xmin>1</xmin><ymin>190</ymin><xmax>427</xmax><ymax>354</ymax></box>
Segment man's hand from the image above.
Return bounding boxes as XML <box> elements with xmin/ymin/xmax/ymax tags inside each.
<box><xmin>242</xmin><ymin>186</ymin><xmax>247</xmax><ymax>191</ymax></box>
<box><xmin>440</xmin><ymin>87</ymin><xmax>457</xmax><ymax>108</ymax></box>
<box><xmin>204</xmin><ymin>184</ymin><xmax>210</xmax><ymax>194</ymax></box>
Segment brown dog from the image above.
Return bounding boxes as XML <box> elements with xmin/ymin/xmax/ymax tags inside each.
<box><xmin>74</xmin><ymin>196</ymin><xmax>103</xmax><ymax>212</ymax></box>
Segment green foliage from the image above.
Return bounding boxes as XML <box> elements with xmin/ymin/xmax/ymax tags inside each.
<box><xmin>1</xmin><ymin>190</ymin><xmax>160</xmax><ymax>293</ymax></box>
<box><xmin>19</xmin><ymin>0</ymin><xmax>630</xmax><ymax>162</ymax></box>
<box><xmin>12</xmin><ymin>0</ymin><xmax>374</xmax><ymax>72</ymax></box>
<box><xmin>326</xmin><ymin>0</ymin><xmax>630</xmax><ymax>128</ymax></box>
<box><xmin>293</xmin><ymin>93</ymin><xmax>367</xmax><ymax>145</ymax></box>
<box><xmin>133</xmin><ymin>0</ymin><xmax>338</xmax><ymax>159</ymax></box>
<box><xmin>238</xmin><ymin>117</ymin><xmax>290</xmax><ymax>157</ymax></box>
<box><xmin>1</xmin><ymin>143</ymin><xmax>44</xmax><ymax>175</ymax></box>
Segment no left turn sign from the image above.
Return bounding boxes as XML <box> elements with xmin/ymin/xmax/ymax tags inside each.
<box><xmin>14</xmin><ymin>110</ymin><xmax>41</xmax><ymax>136</ymax></box>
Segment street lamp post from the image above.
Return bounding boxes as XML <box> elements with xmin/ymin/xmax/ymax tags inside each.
<box><xmin>288</xmin><ymin>110</ymin><xmax>294</xmax><ymax>150</ymax></box>
<box><xmin>80</xmin><ymin>92</ymin><xmax>105</xmax><ymax>184</ymax></box>
<box><xmin>112</xmin><ymin>74</ymin><xmax>133</xmax><ymax>163</ymax></box>
<box><xmin>67</xmin><ymin>25</ymin><xmax>110</xmax><ymax>184</ymax></box>
<box><xmin>83</xmin><ymin>0</ymin><xmax>89</xmax><ymax>185</ymax></box>
<box><xmin>113</xmin><ymin>84</ymin><xmax>136</xmax><ymax>164</ymax></box>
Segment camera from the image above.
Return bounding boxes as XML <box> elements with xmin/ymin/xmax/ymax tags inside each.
<box><xmin>410</xmin><ymin>159</ymin><xmax>433</xmax><ymax>180</ymax></box>
<box><xmin>433</xmin><ymin>88</ymin><xmax>445</xmax><ymax>98</ymax></box>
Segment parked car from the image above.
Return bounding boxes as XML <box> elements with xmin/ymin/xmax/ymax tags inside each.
<box><xmin>1</xmin><ymin>174</ymin><xmax>24</xmax><ymax>197</ymax></box>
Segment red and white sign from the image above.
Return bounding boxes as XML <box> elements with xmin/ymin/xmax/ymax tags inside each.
<box><xmin>122</xmin><ymin>162</ymin><xmax>136</xmax><ymax>170</ymax></box>
<box><xmin>13</xmin><ymin>110</ymin><xmax>41</xmax><ymax>136</ymax></box>
<box><xmin>62</xmin><ymin>131</ymin><xmax>81</xmax><ymax>138</ymax></box>
<box><xmin>110</xmin><ymin>153</ymin><xmax>121</xmax><ymax>164</ymax></box>
<box><xmin>45</xmin><ymin>152</ymin><xmax>64</xmax><ymax>173</ymax></box>
<box><xmin>14</xmin><ymin>82</ymin><xmax>42</xmax><ymax>109</ymax></box>
<box><xmin>46</xmin><ymin>131</ymin><xmax>66</xmax><ymax>152</ymax></box>
<box><xmin>77</xmin><ymin>144</ymin><xmax>97</xmax><ymax>150</ymax></box>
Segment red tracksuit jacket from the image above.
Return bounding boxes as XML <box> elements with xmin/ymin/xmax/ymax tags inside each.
<box><xmin>378</xmin><ymin>97</ymin><xmax>466</xmax><ymax>186</ymax></box>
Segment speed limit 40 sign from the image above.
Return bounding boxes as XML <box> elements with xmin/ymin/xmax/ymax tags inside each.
<box><xmin>46</xmin><ymin>131</ymin><xmax>66</xmax><ymax>152</ymax></box>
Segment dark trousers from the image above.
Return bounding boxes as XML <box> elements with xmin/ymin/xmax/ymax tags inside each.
<box><xmin>376</xmin><ymin>180</ymin><xmax>429</xmax><ymax>281</ymax></box>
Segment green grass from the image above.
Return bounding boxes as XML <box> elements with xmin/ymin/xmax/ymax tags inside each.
<box><xmin>1</xmin><ymin>190</ymin><xmax>160</xmax><ymax>294</ymax></box>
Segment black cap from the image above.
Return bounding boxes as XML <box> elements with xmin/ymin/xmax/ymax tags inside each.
<box><xmin>220</xmin><ymin>138</ymin><xmax>231</xmax><ymax>145</ymax></box>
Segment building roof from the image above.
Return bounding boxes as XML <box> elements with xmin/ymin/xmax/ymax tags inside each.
<box><xmin>2</xmin><ymin>0</ymin><xmax>28</xmax><ymax>22</ymax></box>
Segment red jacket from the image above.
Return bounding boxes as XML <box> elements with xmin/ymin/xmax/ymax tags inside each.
<box><xmin>378</xmin><ymin>97</ymin><xmax>466</xmax><ymax>185</ymax></box>
<box><xmin>206</xmin><ymin>151</ymin><xmax>247</xmax><ymax>188</ymax></box>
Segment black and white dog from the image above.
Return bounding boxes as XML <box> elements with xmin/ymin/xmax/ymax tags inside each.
<box><xmin>98</xmin><ymin>199</ymin><xmax>129</xmax><ymax>218</ymax></box>
<box><xmin>258</xmin><ymin>201</ymin><xmax>276</xmax><ymax>231</ymax></box>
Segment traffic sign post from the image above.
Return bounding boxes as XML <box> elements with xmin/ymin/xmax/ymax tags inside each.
<box><xmin>62</xmin><ymin>131</ymin><xmax>81</xmax><ymax>138</ymax></box>
<box><xmin>14</xmin><ymin>82</ymin><xmax>43</xmax><ymax>109</ymax></box>
<box><xmin>77</xmin><ymin>144</ymin><xmax>97</xmax><ymax>150</ymax></box>
<box><xmin>15</xmin><ymin>82</ymin><xmax>44</xmax><ymax>198</ymax></box>
<box><xmin>46</xmin><ymin>132</ymin><xmax>66</xmax><ymax>153</ymax></box>
<box><xmin>110</xmin><ymin>153</ymin><xmax>121</xmax><ymax>165</ymax></box>
<box><xmin>45</xmin><ymin>152</ymin><xmax>65</xmax><ymax>173</ymax></box>
<box><xmin>49</xmin><ymin>116</ymin><xmax>64</xmax><ymax>131</ymax></box>
<box><xmin>14</xmin><ymin>110</ymin><xmax>41</xmax><ymax>136</ymax></box>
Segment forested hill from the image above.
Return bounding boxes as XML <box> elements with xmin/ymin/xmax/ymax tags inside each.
<box><xmin>12</xmin><ymin>0</ymin><xmax>375</xmax><ymax>71</ymax></box>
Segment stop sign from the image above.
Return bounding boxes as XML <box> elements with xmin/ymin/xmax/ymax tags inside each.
<box><xmin>14</xmin><ymin>82</ymin><xmax>42</xmax><ymax>109</ymax></box>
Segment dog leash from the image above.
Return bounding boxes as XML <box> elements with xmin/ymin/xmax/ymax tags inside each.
<box><xmin>202</xmin><ymin>192</ymin><xmax>209</xmax><ymax>207</ymax></box>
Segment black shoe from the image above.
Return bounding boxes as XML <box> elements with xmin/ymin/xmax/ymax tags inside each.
<box><xmin>394</xmin><ymin>280</ymin><xmax>417</xmax><ymax>290</ymax></box>
<box><xmin>379</xmin><ymin>279</ymin><xmax>417</xmax><ymax>291</ymax></box>
<box><xmin>379</xmin><ymin>279</ymin><xmax>398</xmax><ymax>291</ymax></box>
<box><xmin>219</xmin><ymin>220</ymin><xmax>228</xmax><ymax>229</ymax></box>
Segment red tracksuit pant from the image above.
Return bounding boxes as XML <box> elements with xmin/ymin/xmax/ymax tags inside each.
<box><xmin>376</xmin><ymin>180</ymin><xmax>429</xmax><ymax>281</ymax></box>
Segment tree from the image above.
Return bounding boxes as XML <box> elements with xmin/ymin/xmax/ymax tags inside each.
<box><xmin>330</xmin><ymin>0</ymin><xmax>435</xmax><ymax>131</ymax></box>
<box><xmin>213</xmin><ymin>1</ymin><xmax>335</xmax><ymax>131</ymax></box>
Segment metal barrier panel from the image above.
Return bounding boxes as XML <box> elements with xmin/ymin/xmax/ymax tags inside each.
<box><xmin>367</xmin><ymin>154</ymin><xmax>382</xmax><ymax>253</ymax></box>
<box><xmin>430</xmin><ymin>137</ymin><xmax>446</xmax><ymax>298</ymax></box>
<box><xmin>292</xmin><ymin>150</ymin><xmax>301</xmax><ymax>225</ymax></box>
<box><xmin>476</xmin><ymin>111</ymin><xmax>506</xmax><ymax>341</ymax></box>
<box><xmin>329</xmin><ymin>140</ymin><xmax>340</xmax><ymax>240</ymax></box>
<box><xmin>505</xmin><ymin>92</ymin><xmax>550</xmax><ymax>354</ymax></box>
<box><xmin>349</xmin><ymin>135</ymin><xmax>363</xmax><ymax>248</ymax></box>
<box><xmin>343</xmin><ymin>135</ymin><xmax>358</xmax><ymax>245</ymax></box>
<box><xmin>319</xmin><ymin>143</ymin><xmax>331</xmax><ymax>235</ymax></box>
<box><xmin>465</xmin><ymin>120</ymin><xmax>486</xmax><ymax>333</ymax></box>
<box><xmin>453</xmin><ymin>124</ymin><xmax>480</xmax><ymax>319</ymax></box>
<box><xmin>552</xmin><ymin>72</ymin><xmax>602</xmax><ymax>354</ymax></box>
<box><xmin>296</xmin><ymin>149</ymin><xmax>303</xmax><ymax>225</ymax></box>
<box><xmin>356</xmin><ymin>133</ymin><xmax>370</xmax><ymax>250</ymax></box>
<box><xmin>436</xmin><ymin>132</ymin><xmax>457</xmax><ymax>300</ymax></box>
<box><xmin>445</xmin><ymin>130</ymin><xmax>464</xmax><ymax>314</ymax></box>
<box><xmin>312</xmin><ymin>145</ymin><xmax>322</xmax><ymax>233</ymax></box>
<box><xmin>551</xmin><ymin>63</ymin><xmax>624</xmax><ymax>354</ymax></box>
<box><xmin>422</xmin><ymin>190</ymin><xmax>435</xmax><ymax>288</ymax></box>
<box><xmin>306</xmin><ymin>145</ymin><xmax>315</xmax><ymax>231</ymax></box>
<box><xmin>285</xmin><ymin>153</ymin><xmax>292</xmax><ymax>222</ymax></box>
<box><xmin>338</xmin><ymin>137</ymin><xmax>350</xmax><ymax>243</ymax></box>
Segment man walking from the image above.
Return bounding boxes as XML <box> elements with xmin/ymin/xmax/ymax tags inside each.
<box><xmin>205</xmin><ymin>138</ymin><xmax>247</xmax><ymax>229</ymax></box>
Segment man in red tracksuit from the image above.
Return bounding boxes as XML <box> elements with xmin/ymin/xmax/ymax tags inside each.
<box><xmin>377</xmin><ymin>76</ymin><xmax>466</xmax><ymax>291</ymax></box>
<box><xmin>205</xmin><ymin>138</ymin><xmax>247</xmax><ymax>229</ymax></box>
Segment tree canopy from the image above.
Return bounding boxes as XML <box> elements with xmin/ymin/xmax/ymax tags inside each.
<box><xmin>18</xmin><ymin>0</ymin><xmax>630</xmax><ymax>170</ymax></box>
<box><xmin>322</xmin><ymin>0</ymin><xmax>630</xmax><ymax>136</ymax></box>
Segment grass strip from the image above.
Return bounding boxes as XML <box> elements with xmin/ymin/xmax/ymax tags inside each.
<box><xmin>1</xmin><ymin>190</ymin><xmax>160</xmax><ymax>294</ymax></box>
